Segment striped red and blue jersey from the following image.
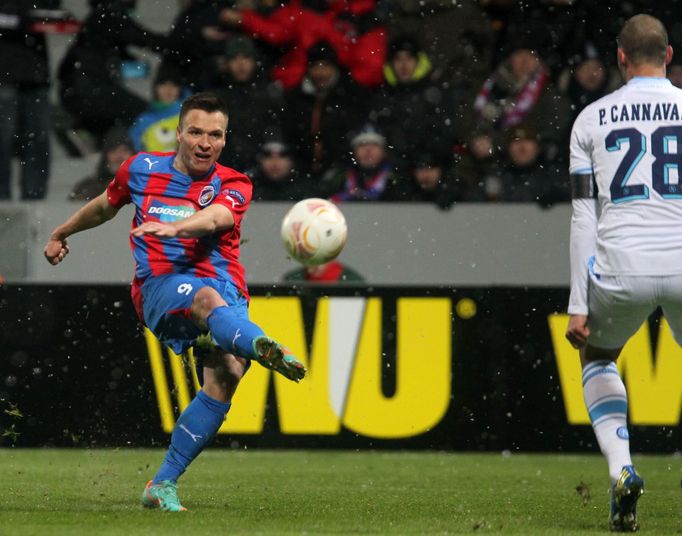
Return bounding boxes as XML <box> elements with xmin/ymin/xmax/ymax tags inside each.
<box><xmin>106</xmin><ymin>152</ymin><xmax>252</xmax><ymax>300</ymax></box>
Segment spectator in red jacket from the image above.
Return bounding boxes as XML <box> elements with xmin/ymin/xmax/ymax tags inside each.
<box><xmin>218</xmin><ymin>0</ymin><xmax>386</xmax><ymax>89</ymax></box>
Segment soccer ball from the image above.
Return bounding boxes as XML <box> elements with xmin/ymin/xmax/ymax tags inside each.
<box><xmin>281</xmin><ymin>198</ymin><xmax>348</xmax><ymax>266</ymax></box>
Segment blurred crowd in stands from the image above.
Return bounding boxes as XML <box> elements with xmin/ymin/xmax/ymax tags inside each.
<box><xmin>2</xmin><ymin>0</ymin><xmax>682</xmax><ymax>207</ymax></box>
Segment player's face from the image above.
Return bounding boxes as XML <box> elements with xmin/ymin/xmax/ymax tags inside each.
<box><xmin>175</xmin><ymin>109</ymin><xmax>227</xmax><ymax>177</ymax></box>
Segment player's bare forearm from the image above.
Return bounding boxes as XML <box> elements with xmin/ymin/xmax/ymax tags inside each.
<box><xmin>44</xmin><ymin>192</ymin><xmax>120</xmax><ymax>265</ymax></box>
<box><xmin>49</xmin><ymin>192</ymin><xmax>119</xmax><ymax>241</ymax></box>
<box><xmin>173</xmin><ymin>205</ymin><xmax>233</xmax><ymax>237</ymax></box>
<box><xmin>131</xmin><ymin>204</ymin><xmax>234</xmax><ymax>239</ymax></box>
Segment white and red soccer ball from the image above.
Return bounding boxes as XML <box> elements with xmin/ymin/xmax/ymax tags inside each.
<box><xmin>280</xmin><ymin>198</ymin><xmax>348</xmax><ymax>266</ymax></box>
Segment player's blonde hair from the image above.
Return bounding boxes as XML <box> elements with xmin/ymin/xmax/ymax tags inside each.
<box><xmin>617</xmin><ymin>14</ymin><xmax>668</xmax><ymax>66</ymax></box>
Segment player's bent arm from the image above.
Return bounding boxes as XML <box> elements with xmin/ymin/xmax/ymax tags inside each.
<box><xmin>132</xmin><ymin>204</ymin><xmax>236</xmax><ymax>239</ymax></box>
<box><xmin>173</xmin><ymin>204</ymin><xmax>235</xmax><ymax>237</ymax></box>
<box><xmin>45</xmin><ymin>192</ymin><xmax>121</xmax><ymax>264</ymax></box>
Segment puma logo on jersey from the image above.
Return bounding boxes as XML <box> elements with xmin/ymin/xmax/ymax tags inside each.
<box><xmin>144</xmin><ymin>157</ymin><xmax>159</xmax><ymax>170</ymax></box>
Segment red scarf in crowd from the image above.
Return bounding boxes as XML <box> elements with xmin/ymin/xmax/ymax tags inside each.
<box><xmin>332</xmin><ymin>163</ymin><xmax>391</xmax><ymax>202</ymax></box>
<box><xmin>473</xmin><ymin>67</ymin><xmax>549</xmax><ymax>129</ymax></box>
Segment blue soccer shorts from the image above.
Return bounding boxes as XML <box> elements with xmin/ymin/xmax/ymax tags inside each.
<box><xmin>141</xmin><ymin>273</ymin><xmax>249</xmax><ymax>355</ymax></box>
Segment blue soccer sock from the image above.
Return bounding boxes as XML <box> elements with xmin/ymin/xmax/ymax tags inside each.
<box><xmin>207</xmin><ymin>305</ymin><xmax>265</xmax><ymax>359</ymax></box>
<box><xmin>582</xmin><ymin>360</ymin><xmax>632</xmax><ymax>483</ymax></box>
<box><xmin>153</xmin><ymin>390</ymin><xmax>231</xmax><ymax>484</ymax></box>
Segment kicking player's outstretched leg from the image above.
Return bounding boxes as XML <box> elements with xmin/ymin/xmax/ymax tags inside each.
<box><xmin>581</xmin><ymin>348</ymin><xmax>643</xmax><ymax>531</ymax></box>
<box><xmin>142</xmin><ymin>350</ymin><xmax>245</xmax><ymax>512</ymax></box>
<box><xmin>194</xmin><ymin>287</ymin><xmax>306</xmax><ymax>382</ymax></box>
<box><xmin>207</xmin><ymin>307</ymin><xmax>306</xmax><ymax>382</ymax></box>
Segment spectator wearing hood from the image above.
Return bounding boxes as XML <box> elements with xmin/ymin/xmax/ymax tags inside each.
<box><xmin>69</xmin><ymin>127</ymin><xmax>134</xmax><ymax>201</ymax></box>
<box><xmin>58</xmin><ymin>0</ymin><xmax>170</xmax><ymax>141</ymax></box>
<box><xmin>249</xmin><ymin>140</ymin><xmax>311</xmax><ymax>201</ymax></box>
<box><xmin>214</xmin><ymin>36</ymin><xmax>284</xmax><ymax>172</ymax></box>
<box><xmin>282</xmin><ymin>43</ymin><xmax>370</xmax><ymax>178</ymax></box>
<box><xmin>558</xmin><ymin>42</ymin><xmax>620</xmax><ymax>123</ymax></box>
<box><xmin>407</xmin><ymin>153</ymin><xmax>459</xmax><ymax>210</ymax></box>
<box><xmin>487</xmin><ymin>124</ymin><xmax>568</xmax><ymax>205</ymax></box>
<box><xmin>324</xmin><ymin>125</ymin><xmax>408</xmax><ymax>202</ymax></box>
<box><xmin>368</xmin><ymin>36</ymin><xmax>460</xmax><ymax>173</ymax></box>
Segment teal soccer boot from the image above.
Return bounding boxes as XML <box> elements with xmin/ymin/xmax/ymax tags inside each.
<box><xmin>141</xmin><ymin>480</ymin><xmax>187</xmax><ymax>512</ymax></box>
<box><xmin>253</xmin><ymin>336</ymin><xmax>306</xmax><ymax>382</ymax></box>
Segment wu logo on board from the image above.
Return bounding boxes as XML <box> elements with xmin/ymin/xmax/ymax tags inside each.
<box><xmin>145</xmin><ymin>296</ymin><xmax>452</xmax><ymax>438</ymax></box>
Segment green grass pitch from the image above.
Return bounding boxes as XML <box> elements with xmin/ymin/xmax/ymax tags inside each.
<box><xmin>0</xmin><ymin>449</ymin><xmax>680</xmax><ymax>534</ymax></box>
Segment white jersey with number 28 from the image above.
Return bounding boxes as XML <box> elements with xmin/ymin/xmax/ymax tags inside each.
<box><xmin>570</xmin><ymin>76</ymin><xmax>682</xmax><ymax>275</ymax></box>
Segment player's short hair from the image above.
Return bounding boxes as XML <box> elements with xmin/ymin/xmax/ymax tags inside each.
<box><xmin>617</xmin><ymin>14</ymin><xmax>668</xmax><ymax>66</ymax></box>
<box><xmin>178</xmin><ymin>92</ymin><xmax>229</xmax><ymax>127</ymax></box>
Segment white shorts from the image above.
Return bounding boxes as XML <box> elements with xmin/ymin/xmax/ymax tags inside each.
<box><xmin>587</xmin><ymin>272</ymin><xmax>682</xmax><ymax>349</ymax></box>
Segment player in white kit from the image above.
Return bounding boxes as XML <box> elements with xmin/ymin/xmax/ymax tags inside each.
<box><xmin>566</xmin><ymin>14</ymin><xmax>682</xmax><ymax>532</ymax></box>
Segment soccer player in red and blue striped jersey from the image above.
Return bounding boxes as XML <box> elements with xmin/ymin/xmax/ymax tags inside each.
<box><xmin>44</xmin><ymin>93</ymin><xmax>305</xmax><ymax>511</ymax></box>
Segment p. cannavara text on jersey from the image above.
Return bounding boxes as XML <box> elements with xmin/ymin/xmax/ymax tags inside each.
<box><xmin>570</xmin><ymin>76</ymin><xmax>682</xmax><ymax>276</ymax></box>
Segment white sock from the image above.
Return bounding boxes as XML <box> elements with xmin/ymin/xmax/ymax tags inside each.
<box><xmin>582</xmin><ymin>360</ymin><xmax>632</xmax><ymax>483</ymax></box>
